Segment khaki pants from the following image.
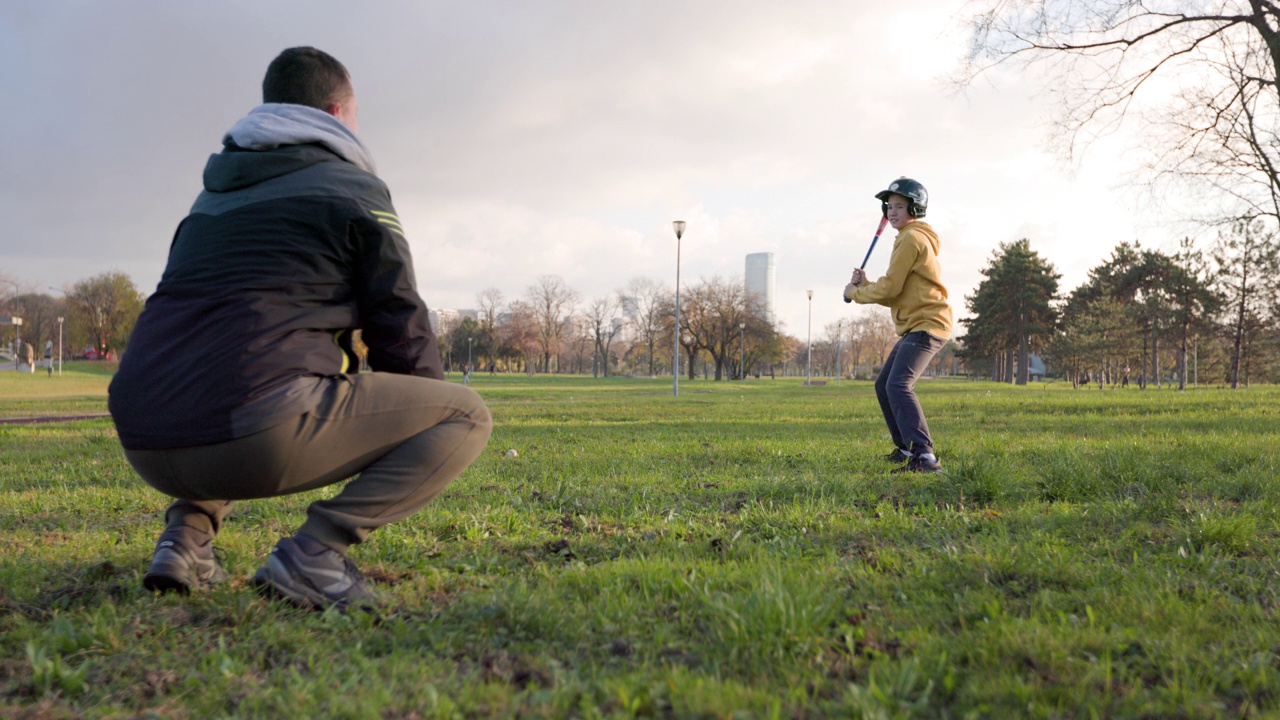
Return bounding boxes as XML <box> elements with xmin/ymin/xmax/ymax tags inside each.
<box><xmin>124</xmin><ymin>373</ymin><xmax>492</xmax><ymax>552</ymax></box>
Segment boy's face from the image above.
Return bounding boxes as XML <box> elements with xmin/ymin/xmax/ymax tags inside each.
<box><xmin>884</xmin><ymin>194</ymin><xmax>914</xmax><ymax>230</ymax></box>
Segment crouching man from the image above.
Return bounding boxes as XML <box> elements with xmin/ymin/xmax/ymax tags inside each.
<box><xmin>109</xmin><ymin>47</ymin><xmax>491</xmax><ymax>610</ymax></box>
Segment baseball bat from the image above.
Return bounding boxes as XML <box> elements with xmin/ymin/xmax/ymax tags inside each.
<box><xmin>860</xmin><ymin>216</ymin><xmax>889</xmax><ymax>269</ymax></box>
<box><xmin>844</xmin><ymin>216</ymin><xmax>890</xmax><ymax>303</ymax></box>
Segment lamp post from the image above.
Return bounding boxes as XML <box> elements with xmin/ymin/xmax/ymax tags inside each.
<box><xmin>672</xmin><ymin>220</ymin><xmax>685</xmax><ymax>397</ymax></box>
<box><xmin>836</xmin><ymin>319</ymin><xmax>842</xmax><ymax>386</ymax></box>
<box><xmin>739</xmin><ymin>322</ymin><xmax>746</xmax><ymax>381</ymax></box>
<box><xmin>806</xmin><ymin>290</ymin><xmax>813</xmax><ymax>386</ymax></box>
<box><xmin>468</xmin><ymin>336</ymin><xmax>473</xmax><ymax>372</ymax></box>
<box><xmin>57</xmin><ymin>316</ymin><xmax>64</xmax><ymax>376</ymax></box>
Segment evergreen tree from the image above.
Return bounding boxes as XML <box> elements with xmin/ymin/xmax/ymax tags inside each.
<box><xmin>962</xmin><ymin>239</ymin><xmax>1060</xmax><ymax>385</ymax></box>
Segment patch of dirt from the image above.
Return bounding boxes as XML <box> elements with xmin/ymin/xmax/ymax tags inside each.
<box><xmin>548</xmin><ymin>513</ymin><xmax>577</xmax><ymax>533</ymax></box>
<box><xmin>137</xmin><ymin>669</ymin><xmax>180</xmax><ymax>700</ymax></box>
<box><xmin>657</xmin><ymin>646</ymin><xmax>700</xmax><ymax>667</ymax></box>
<box><xmin>0</xmin><ymin>700</ymin><xmax>79</xmax><ymax>719</ymax></box>
<box><xmin>542</xmin><ymin>539</ymin><xmax>576</xmax><ymax>563</ymax></box>
<box><xmin>478</xmin><ymin>651</ymin><xmax>553</xmax><ymax>688</ymax></box>
<box><xmin>721</xmin><ymin>493</ymin><xmax>750</xmax><ymax>514</ymax></box>
<box><xmin>364</xmin><ymin>567</ymin><xmax>410</xmax><ymax>586</ymax></box>
<box><xmin>154</xmin><ymin>606</ymin><xmax>195</xmax><ymax>628</ymax></box>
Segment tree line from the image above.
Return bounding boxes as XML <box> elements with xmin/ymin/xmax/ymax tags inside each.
<box><xmin>430</xmin><ymin>274</ymin><xmax>931</xmax><ymax>381</ymax></box>
<box><xmin>960</xmin><ymin>224</ymin><xmax>1280</xmax><ymax>389</ymax></box>
<box><xmin>0</xmin><ymin>271</ymin><xmax>144</xmax><ymax>363</ymax></box>
<box><xmin>2</xmin><ymin>268</ymin><xmax>922</xmax><ymax>382</ymax></box>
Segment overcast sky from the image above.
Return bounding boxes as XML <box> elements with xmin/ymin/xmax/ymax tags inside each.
<box><xmin>2</xmin><ymin>1</ymin><xmax>1171</xmax><ymax>339</ymax></box>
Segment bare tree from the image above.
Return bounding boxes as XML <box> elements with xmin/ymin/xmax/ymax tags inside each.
<box><xmin>864</xmin><ymin>311</ymin><xmax>898</xmax><ymax>370</ymax></box>
<box><xmin>525</xmin><ymin>275</ymin><xmax>579</xmax><ymax>373</ymax></box>
<box><xmin>675</xmin><ymin>280</ymin><xmax>712</xmax><ymax>380</ymax></box>
<box><xmin>1168</xmin><ymin>237</ymin><xmax>1222</xmax><ymax>389</ymax></box>
<box><xmin>0</xmin><ymin>273</ymin><xmax>31</xmax><ymax>349</ymax></box>
<box><xmin>821</xmin><ymin>320</ymin><xmax>847</xmax><ymax>378</ymax></box>
<box><xmin>563</xmin><ymin>314</ymin><xmax>593</xmax><ymax>375</ymax></box>
<box><xmin>0</xmin><ymin>272</ymin><xmax>22</xmax><ymax>304</ymax></box>
<box><xmin>584</xmin><ymin>295</ymin><xmax>623</xmax><ymax>377</ymax></box>
<box><xmin>1214</xmin><ymin>220</ymin><xmax>1280</xmax><ymax>387</ymax></box>
<box><xmin>622</xmin><ymin>277</ymin><xmax>671</xmax><ymax>377</ymax></box>
<box><xmin>962</xmin><ymin>1</ymin><xmax>1280</xmax><ymax>226</ymax></box>
<box><xmin>704</xmin><ymin>276</ymin><xmax>754</xmax><ymax>380</ymax></box>
<box><xmin>674</xmin><ymin>277</ymin><xmax>758</xmax><ymax>381</ymax></box>
<box><xmin>11</xmin><ymin>293</ymin><xmax>66</xmax><ymax>360</ymax></box>
<box><xmin>476</xmin><ymin>287</ymin><xmax>504</xmax><ymax>371</ymax></box>
<box><xmin>476</xmin><ymin>288</ymin><xmax>503</xmax><ymax>331</ymax></box>
<box><xmin>500</xmin><ymin>299</ymin><xmax>539</xmax><ymax>375</ymax></box>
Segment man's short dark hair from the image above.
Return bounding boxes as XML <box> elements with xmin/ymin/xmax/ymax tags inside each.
<box><xmin>262</xmin><ymin>47</ymin><xmax>352</xmax><ymax>109</ymax></box>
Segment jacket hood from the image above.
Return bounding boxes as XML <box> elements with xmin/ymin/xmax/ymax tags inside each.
<box><xmin>202</xmin><ymin>144</ymin><xmax>332</xmax><ymax>192</ymax></box>
<box><xmin>907</xmin><ymin>221</ymin><xmax>940</xmax><ymax>255</ymax></box>
<box><xmin>202</xmin><ymin>103</ymin><xmax>377</xmax><ymax>193</ymax></box>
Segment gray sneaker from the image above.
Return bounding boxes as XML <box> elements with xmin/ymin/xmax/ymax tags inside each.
<box><xmin>891</xmin><ymin>455</ymin><xmax>942</xmax><ymax>474</ymax></box>
<box><xmin>884</xmin><ymin>448</ymin><xmax>912</xmax><ymax>464</ymax></box>
<box><xmin>251</xmin><ymin>534</ymin><xmax>379</xmax><ymax>611</ymax></box>
<box><xmin>143</xmin><ymin>525</ymin><xmax>229</xmax><ymax>594</ymax></box>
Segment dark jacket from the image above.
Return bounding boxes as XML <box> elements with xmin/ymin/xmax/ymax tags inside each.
<box><xmin>109</xmin><ymin>139</ymin><xmax>442</xmax><ymax>450</ymax></box>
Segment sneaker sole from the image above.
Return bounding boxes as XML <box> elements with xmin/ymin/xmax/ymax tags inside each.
<box><xmin>142</xmin><ymin>544</ymin><xmax>229</xmax><ymax>594</ymax></box>
<box><xmin>252</xmin><ymin>570</ymin><xmax>381</xmax><ymax>613</ymax></box>
<box><xmin>251</xmin><ymin>555</ymin><xmax>330</xmax><ymax>610</ymax></box>
<box><xmin>143</xmin><ymin>556</ymin><xmax>228</xmax><ymax>594</ymax></box>
<box><xmin>143</xmin><ymin>566</ymin><xmax>194</xmax><ymax>594</ymax></box>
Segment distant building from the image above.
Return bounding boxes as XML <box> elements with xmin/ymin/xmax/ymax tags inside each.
<box><xmin>745</xmin><ymin>252</ymin><xmax>776</xmax><ymax>322</ymax></box>
<box><xmin>427</xmin><ymin>308</ymin><xmax>458</xmax><ymax>336</ymax></box>
<box><xmin>427</xmin><ymin>308</ymin><xmax>478</xmax><ymax>336</ymax></box>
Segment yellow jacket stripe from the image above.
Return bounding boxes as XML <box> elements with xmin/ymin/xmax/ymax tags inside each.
<box><xmin>370</xmin><ymin>211</ymin><xmax>406</xmax><ymax>238</ymax></box>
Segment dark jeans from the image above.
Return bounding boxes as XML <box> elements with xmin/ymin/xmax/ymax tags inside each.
<box><xmin>875</xmin><ymin>331</ymin><xmax>945</xmax><ymax>455</ymax></box>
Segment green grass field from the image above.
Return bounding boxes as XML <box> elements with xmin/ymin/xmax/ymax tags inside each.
<box><xmin>2</xmin><ymin>368</ymin><xmax>1278</xmax><ymax>718</ymax></box>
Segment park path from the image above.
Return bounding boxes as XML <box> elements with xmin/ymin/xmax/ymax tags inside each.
<box><xmin>0</xmin><ymin>414</ymin><xmax>111</xmax><ymax>425</ymax></box>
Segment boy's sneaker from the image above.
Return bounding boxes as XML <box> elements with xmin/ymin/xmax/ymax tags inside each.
<box><xmin>143</xmin><ymin>526</ymin><xmax>228</xmax><ymax>594</ymax></box>
<box><xmin>892</xmin><ymin>454</ymin><xmax>942</xmax><ymax>474</ymax></box>
<box><xmin>251</xmin><ymin>534</ymin><xmax>379</xmax><ymax>611</ymax></box>
<box><xmin>884</xmin><ymin>448</ymin><xmax>912</xmax><ymax>464</ymax></box>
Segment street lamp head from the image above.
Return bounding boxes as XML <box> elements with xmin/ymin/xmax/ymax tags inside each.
<box><xmin>673</xmin><ymin>220</ymin><xmax>686</xmax><ymax>240</ymax></box>
<box><xmin>739</xmin><ymin>322</ymin><xmax>745</xmax><ymax>330</ymax></box>
<box><xmin>806</xmin><ymin>289</ymin><xmax>813</xmax><ymax>300</ymax></box>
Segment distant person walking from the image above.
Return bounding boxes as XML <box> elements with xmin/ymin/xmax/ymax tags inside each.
<box><xmin>844</xmin><ymin>177</ymin><xmax>953</xmax><ymax>473</ymax></box>
<box><xmin>109</xmin><ymin>47</ymin><xmax>492</xmax><ymax>610</ymax></box>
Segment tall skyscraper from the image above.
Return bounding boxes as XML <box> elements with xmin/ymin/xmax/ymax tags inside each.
<box><xmin>745</xmin><ymin>252</ymin><xmax>776</xmax><ymax>322</ymax></box>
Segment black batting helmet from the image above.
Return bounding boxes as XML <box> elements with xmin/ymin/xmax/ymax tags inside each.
<box><xmin>875</xmin><ymin>177</ymin><xmax>928</xmax><ymax>218</ymax></box>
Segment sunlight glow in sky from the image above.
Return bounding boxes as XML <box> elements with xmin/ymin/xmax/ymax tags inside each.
<box><xmin>1</xmin><ymin>1</ymin><xmax>1170</xmax><ymax>339</ymax></box>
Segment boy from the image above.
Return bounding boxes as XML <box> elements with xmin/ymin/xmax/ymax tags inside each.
<box><xmin>844</xmin><ymin>177</ymin><xmax>952</xmax><ymax>473</ymax></box>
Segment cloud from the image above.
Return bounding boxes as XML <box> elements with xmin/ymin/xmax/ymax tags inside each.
<box><xmin>0</xmin><ymin>0</ymin><xmax>1162</xmax><ymax>338</ymax></box>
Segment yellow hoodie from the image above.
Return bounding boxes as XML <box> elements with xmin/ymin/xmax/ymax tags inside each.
<box><xmin>844</xmin><ymin>220</ymin><xmax>953</xmax><ymax>340</ymax></box>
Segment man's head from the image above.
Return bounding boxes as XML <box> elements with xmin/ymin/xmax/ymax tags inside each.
<box><xmin>263</xmin><ymin>47</ymin><xmax>358</xmax><ymax>132</ymax></box>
